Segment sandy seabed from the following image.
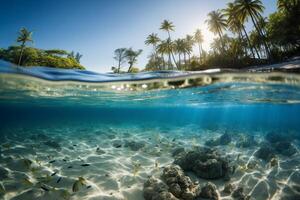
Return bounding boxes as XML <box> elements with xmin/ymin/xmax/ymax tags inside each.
<box><xmin>0</xmin><ymin>124</ymin><xmax>299</xmax><ymax>200</ymax></box>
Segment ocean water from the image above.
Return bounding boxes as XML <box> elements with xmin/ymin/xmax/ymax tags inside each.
<box><xmin>0</xmin><ymin>60</ymin><xmax>300</xmax><ymax>200</ymax></box>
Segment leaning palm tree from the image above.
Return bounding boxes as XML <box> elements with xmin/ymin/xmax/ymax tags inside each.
<box><xmin>125</xmin><ymin>48</ymin><xmax>142</xmax><ymax>73</ymax></box>
<box><xmin>206</xmin><ymin>10</ymin><xmax>227</xmax><ymax>52</ymax></box>
<box><xmin>160</xmin><ymin>20</ymin><xmax>178</xmax><ymax>69</ymax></box>
<box><xmin>17</xmin><ymin>27</ymin><xmax>33</xmax><ymax>65</ymax></box>
<box><xmin>234</xmin><ymin>0</ymin><xmax>271</xmax><ymax>59</ymax></box>
<box><xmin>145</xmin><ymin>33</ymin><xmax>160</xmax><ymax>68</ymax></box>
<box><xmin>224</xmin><ymin>2</ymin><xmax>259</xmax><ymax>58</ymax></box>
<box><xmin>194</xmin><ymin>29</ymin><xmax>204</xmax><ymax>63</ymax></box>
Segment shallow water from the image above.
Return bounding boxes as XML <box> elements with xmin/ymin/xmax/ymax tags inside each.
<box><xmin>0</xmin><ymin>61</ymin><xmax>300</xmax><ymax>200</ymax></box>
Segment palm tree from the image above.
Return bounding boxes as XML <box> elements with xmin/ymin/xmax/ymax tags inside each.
<box><xmin>160</xmin><ymin>20</ymin><xmax>178</xmax><ymax>69</ymax></box>
<box><xmin>185</xmin><ymin>35</ymin><xmax>194</xmax><ymax>64</ymax></box>
<box><xmin>17</xmin><ymin>27</ymin><xmax>33</xmax><ymax>65</ymax></box>
<box><xmin>68</xmin><ymin>51</ymin><xmax>83</xmax><ymax>63</ymax></box>
<box><xmin>206</xmin><ymin>10</ymin><xmax>227</xmax><ymax>52</ymax></box>
<box><xmin>113</xmin><ymin>48</ymin><xmax>127</xmax><ymax>73</ymax></box>
<box><xmin>165</xmin><ymin>38</ymin><xmax>176</xmax><ymax>70</ymax></box>
<box><xmin>224</xmin><ymin>2</ymin><xmax>259</xmax><ymax>58</ymax></box>
<box><xmin>277</xmin><ymin>0</ymin><xmax>299</xmax><ymax>12</ymax></box>
<box><xmin>145</xmin><ymin>33</ymin><xmax>160</xmax><ymax>48</ymax></box>
<box><xmin>234</xmin><ymin>0</ymin><xmax>272</xmax><ymax>59</ymax></box>
<box><xmin>174</xmin><ymin>39</ymin><xmax>185</xmax><ymax>69</ymax></box>
<box><xmin>145</xmin><ymin>33</ymin><xmax>160</xmax><ymax>68</ymax></box>
<box><xmin>194</xmin><ymin>29</ymin><xmax>204</xmax><ymax>63</ymax></box>
<box><xmin>125</xmin><ymin>48</ymin><xmax>142</xmax><ymax>73</ymax></box>
<box><xmin>75</xmin><ymin>52</ymin><xmax>83</xmax><ymax>63</ymax></box>
<box><xmin>157</xmin><ymin>40</ymin><xmax>168</xmax><ymax>70</ymax></box>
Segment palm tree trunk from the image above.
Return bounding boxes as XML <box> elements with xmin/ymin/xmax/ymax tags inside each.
<box><xmin>198</xmin><ymin>44</ymin><xmax>202</xmax><ymax>63</ymax></box>
<box><xmin>217</xmin><ymin>32</ymin><xmax>225</xmax><ymax>53</ymax></box>
<box><xmin>171</xmin><ymin>51</ymin><xmax>178</xmax><ymax>70</ymax></box>
<box><xmin>242</xmin><ymin>25</ymin><xmax>260</xmax><ymax>59</ymax></box>
<box><xmin>153</xmin><ymin>45</ymin><xmax>159</xmax><ymax>70</ymax></box>
<box><xmin>167</xmin><ymin>31</ymin><xmax>178</xmax><ymax>69</ymax></box>
<box><xmin>117</xmin><ymin>58</ymin><xmax>122</xmax><ymax>73</ymax></box>
<box><xmin>128</xmin><ymin>64</ymin><xmax>133</xmax><ymax>73</ymax></box>
<box><xmin>168</xmin><ymin>53</ymin><xmax>172</xmax><ymax>70</ymax></box>
<box><xmin>238</xmin><ymin>32</ymin><xmax>247</xmax><ymax>57</ymax></box>
<box><xmin>161</xmin><ymin>53</ymin><xmax>165</xmax><ymax>70</ymax></box>
<box><xmin>18</xmin><ymin>44</ymin><xmax>25</xmax><ymax>66</ymax></box>
<box><xmin>249</xmin><ymin>13</ymin><xmax>272</xmax><ymax>60</ymax></box>
<box><xmin>178</xmin><ymin>53</ymin><xmax>181</xmax><ymax>70</ymax></box>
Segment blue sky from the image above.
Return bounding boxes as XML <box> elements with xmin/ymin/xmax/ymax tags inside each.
<box><xmin>0</xmin><ymin>0</ymin><xmax>277</xmax><ymax>72</ymax></box>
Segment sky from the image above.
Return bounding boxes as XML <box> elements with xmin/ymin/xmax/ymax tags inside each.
<box><xmin>0</xmin><ymin>0</ymin><xmax>277</xmax><ymax>72</ymax></box>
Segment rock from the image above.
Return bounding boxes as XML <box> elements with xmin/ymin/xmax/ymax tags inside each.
<box><xmin>171</xmin><ymin>147</ymin><xmax>185</xmax><ymax>157</ymax></box>
<box><xmin>205</xmin><ymin>139</ymin><xmax>220</xmax><ymax>147</ymax></box>
<box><xmin>199</xmin><ymin>182</ymin><xmax>219</xmax><ymax>200</ymax></box>
<box><xmin>161</xmin><ymin>165</ymin><xmax>200</xmax><ymax>199</ymax></box>
<box><xmin>265</xmin><ymin>132</ymin><xmax>291</xmax><ymax>143</ymax></box>
<box><xmin>96</xmin><ymin>148</ymin><xmax>106</xmax><ymax>155</ymax></box>
<box><xmin>236</xmin><ymin>135</ymin><xmax>257</xmax><ymax>148</ymax></box>
<box><xmin>112</xmin><ymin>140</ymin><xmax>122</xmax><ymax>148</ymax></box>
<box><xmin>143</xmin><ymin>165</ymin><xmax>201</xmax><ymax>200</ymax></box>
<box><xmin>124</xmin><ymin>140</ymin><xmax>145</xmax><ymax>151</ymax></box>
<box><xmin>143</xmin><ymin>177</ymin><xmax>177</xmax><ymax>200</ymax></box>
<box><xmin>232</xmin><ymin>187</ymin><xmax>250</xmax><ymax>200</ymax></box>
<box><xmin>174</xmin><ymin>147</ymin><xmax>230</xmax><ymax>180</ymax></box>
<box><xmin>219</xmin><ymin>133</ymin><xmax>232</xmax><ymax>145</ymax></box>
<box><xmin>274</xmin><ymin>141</ymin><xmax>297</xmax><ymax>156</ymax></box>
<box><xmin>106</xmin><ymin>134</ymin><xmax>116</xmax><ymax>139</ymax></box>
<box><xmin>205</xmin><ymin>133</ymin><xmax>232</xmax><ymax>147</ymax></box>
<box><xmin>0</xmin><ymin>166</ymin><xmax>9</xmax><ymax>179</ymax></box>
<box><xmin>44</xmin><ymin>140</ymin><xmax>61</xmax><ymax>150</ymax></box>
<box><xmin>30</xmin><ymin>133</ymin><xmax>50</xmax><ymax>141</ymax></box>
<box><xmin>255</xmin><ymin>145</ymin><xmax>275</xmax><ymax>161</ymax></box>
<box><xmin>223</xmin><ymin>183</ymin><xmax>235</xmax><ymax>194</ymax></box>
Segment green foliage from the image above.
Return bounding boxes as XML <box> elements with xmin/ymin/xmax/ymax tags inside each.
<box><xmin>111</xmin><ymin>48</ymin><xmax>142</xmax><ymax>73</ymax></box>
<box><xmin>0</xmin><ymin>46</ymin><xmax>85</xmax><ymax>70</ymax></box>
<box><xmin>142</xmin><ymin>0</ymin><xmax>299</xmax><ymax>72</ymax></box>
<box><xmin>125</xmin><ymin>48</ymin><xmax>143</xmax><ymax>73</ymax></box>
<box><xmin>45</xmin><ymin>49</ymin><xmax>69</xmax><ymax>56</ymax></box>
<box><xmin>68</xmin><ymin>51</ymin><xmax>83</xmax><ymax>63</ymax></box>
<box><xmin>17</xmin><ymin>28</ymin><xmax>33</xmax><ymax>46</ymax></box>
<box><xmin>128</xmin><ymin>67</ymin><xmax>140</xmax><ymax>73</ymax></box>
<box><xmin>113</xmin><ymin>48</ymin><xmax>127</xmax><ymax>73</ymax></box>
<box><xmin>145</xmin><ymin>53</ymin><xmax>164</xmax><ymax>71</ymax></box>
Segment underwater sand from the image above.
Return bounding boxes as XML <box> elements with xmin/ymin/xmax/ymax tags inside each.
<box><xmin>0</xmin><ymin>123</ymin><xmax>299</xmax><ymax>200</ymax></box>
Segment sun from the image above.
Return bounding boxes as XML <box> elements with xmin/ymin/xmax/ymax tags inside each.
<box><xmin>200</xmin><ymin>23</ymin><xmax>217</xmax><ymax>52</ymax></box>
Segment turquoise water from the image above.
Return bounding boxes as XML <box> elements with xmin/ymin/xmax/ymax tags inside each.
<box><xmin>0</xmin><ymin>60</ymin><xmax>300</xmax><ymax>200</ymax></box>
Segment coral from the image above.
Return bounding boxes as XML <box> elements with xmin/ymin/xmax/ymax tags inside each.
<box><xmin>174</xmin><ymin>147</ymin><xmax>230</xmax><ymax>180</ymax></box>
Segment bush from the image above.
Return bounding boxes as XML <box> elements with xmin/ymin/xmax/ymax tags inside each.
<box><xmin>0</xmin><ymin>46</ymin><xmax>85</xmax><ymax>70</ymax></box>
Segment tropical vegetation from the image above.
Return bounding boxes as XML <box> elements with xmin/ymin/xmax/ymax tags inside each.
<box><xmin>139</xmin><ymin>0</ymin><xmax>299</xmax><ymax>72</ymax></box>
<box><xmin>0</xmin><ymin>27</ymin><xmax>85</xmax><ymax>70</ymax></box>
<box><xmin>111</xmin><ymin>48</ymin><xmax>142</xmax><ymax>73</ymax></box>
<box><xmin>2</xmin><ymin>0</ymin><xmax>299</xmax><ymax>72</ymax></box>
